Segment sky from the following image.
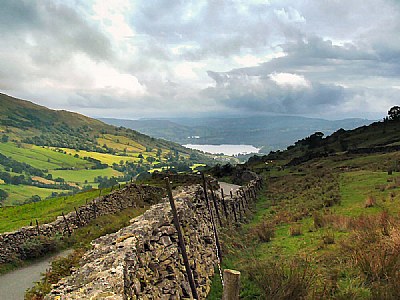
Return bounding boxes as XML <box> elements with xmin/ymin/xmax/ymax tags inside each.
<box><xmin>0</xmin><ymin>0</ymin><xmax>399</xmax><ymax>120</ymax></box>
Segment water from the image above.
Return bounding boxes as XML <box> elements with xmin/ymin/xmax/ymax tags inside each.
<box><xmin>0</xmin><ymin>249</ymin><xmax>72</xmax><ymax>300</ymax></box>
<box><xmin>183</xmin><ymin>144</ymin><xmax>260</xmax><ymax>156</ymax></box>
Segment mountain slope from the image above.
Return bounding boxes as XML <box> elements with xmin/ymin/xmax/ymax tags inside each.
<box><xmin>248</xmin><ymin>116</ymin><xmax>400</xmax><ymax>166</ymax></box>
<box><xmin>0</xmin><ymin>93</ymin><xmax>211</xmax><ymax>206</ymax></box>
<box><xmin>99</xmin><ymin>116</ymin><xmax>373</xmax><ymax>152</ymax></box>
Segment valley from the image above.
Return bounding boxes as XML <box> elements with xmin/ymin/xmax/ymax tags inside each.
<box><xmin>0</xmin><ymin>93</ymin><xmax>218</xmax><ymax>206</ymax></box>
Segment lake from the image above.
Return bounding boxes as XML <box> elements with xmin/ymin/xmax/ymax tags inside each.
<box><xmin>183</xmin><ymin>144</ymin><xmax>260</xmax><ymax>156</ymax></box>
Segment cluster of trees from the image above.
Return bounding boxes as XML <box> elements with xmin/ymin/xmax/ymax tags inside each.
<box><xmin>0</xmin><ymin>153</ymin><xmax>44</xmax><ymax>177</ymax></box>
<box><xmin>94</xmin><ymin>176</ymin><xmax>119</xmax><ymax>189</ymax></box>
<box><xmin>0</xmin><ymin>188</ymin><xmax>8</xmax><ymax>206</ymax></box>
<box><xmin>384</xmin><ymin>106</ymin><xmax>400</xmax><ymax>122</ymax></box>
<box><xmin>111</xmin><ymin>160</ymin><xmax>151</xmax><ymax>177</ymax></box>
<box><xmin>82</xmin><ymin>157</ymin><xmax>108</xmax><ymax>169</ymax></box>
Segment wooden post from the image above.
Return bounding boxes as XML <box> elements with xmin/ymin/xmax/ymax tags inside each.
<box><xmin>74</xmin><ymin>207</ymin><xmax>82</xmax><ymax>226</ymax></box>
<box><xmin>201</xmin><ymin>173</ymin><xmax>223</xmax><ymax>262</ymax></box>
<box><xmin>62</xmin><ymin>212</ymin><xmax>71</xmax><ymax>236</ymax></box>
<box><xmin>99</xmin><ymin>189</ymin><xmax>102</xmax><ymax>197</ymax></box>
<box><xmin>92</xmin><ymin>202</ymin><xmax>97</xmax><ymax>219</ymax></box>
<box><xmin>231</xmin><ymin>202</ymin><xmax>238</xmax><ymax>223</ymax></box>
<box><xmin>223</xmin><ymin>269</ymin><xmax>241</xmax><ymax>300</ymax></box>
<box><xmin>165</xmin><ymin>178</ymin><xmax>199</xmax><ymax>300</ymax></box>
<box><xmin>35</xmin><ymin>219</ymin><xmax>40</xmax><ymax>235</ymax></box>
<box><xmin>210</xmin><ymin>187</ymin><xmax>222</xmax><ymax>227</ymax></box>
<box><xmin>220</xmin><ymin>188</ymin><xmax>229</xmax><ymax>219</ymax></box>
<box><xmin>29</xmin><ymin>220</ymin><xmax>33</xmax><ymax>226</ymax></box>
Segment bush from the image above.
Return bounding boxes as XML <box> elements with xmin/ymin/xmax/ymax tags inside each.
<box><xmin>364</xmin><ymin>195</ymin><xmax>376</xmax><ymax>208</ymax></box>
<box><xmin>20</xmin><ymin>236</ymin><xmax>60</xmax><ymax>260</ymax></box>
<box><xmin>251</xmin><ymin>220</ymin><xmax>275</xmax><ymax>242</ymax></box>
<box><xmin>289</xmin><ymin>224</ymin><xmax>302</xmax><ymax>236</ymax></box>
<box><xmin>246</xmin><ymin>258</ymin><xmax>315</xmax><ymax>300</ymax></box>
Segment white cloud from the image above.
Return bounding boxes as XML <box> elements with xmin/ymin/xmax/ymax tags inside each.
<box><xmin>269</xmin><ymin>73</ymin><xmax>310</xmax><ymax>88</ymax></box>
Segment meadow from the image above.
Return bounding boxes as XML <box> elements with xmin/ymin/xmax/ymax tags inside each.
<box><xmin>209</xmin><ymin>153</ymin><xmax>400</xmax><ymax>299</ymax></box>
<box><xmin>0</xmin><ymin>186</ymin><xmax>115</xmax><ymax>233</ymax></box>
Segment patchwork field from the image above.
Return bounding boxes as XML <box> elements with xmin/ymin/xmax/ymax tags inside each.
<box><xmin>0</xmin><ymin>143</ymin><xmax>92</xmax><ymax>170</ymax></box>
<box><xmin>0</xmin><ymin>184</ymin><xmax>70</xmax><ymax>206</ymax></box>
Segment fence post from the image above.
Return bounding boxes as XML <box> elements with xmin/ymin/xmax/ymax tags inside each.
<box><xmin>223</xmin><ymin>269</ymin><xmax>241</xmax><ymax>300</ymax></box>
<box><xmin>220</xmin><ymin>188</ymin><xmax>229</xmax><ymax>219</ymax></box>
<box><xmin>210</xmin><ymin>187</ymin><xmax>222</xmax><ymax>227</ymax></box>
<box><xmin>165</xmin><ymin>177</ymin><xmax>199</xmax><ymax>300</ymax></box>
<box><xmin>201</xmin><ymin>173</ymin><xmax>222</xmax><ymax>262</ymax></box>
<box><xmin>35</xmin><ymin>219</ymin><xmax>40</xmax><ymax>235</ymax></box>
<box><xmin>74</xmin><ymin>207</ymin><xmax>82</xmax><ymax>226</ymax></box>
<box><xmin>62</xmin><ymin>212</ymin><xmax>71</xmax><ymax>236</ymax></box>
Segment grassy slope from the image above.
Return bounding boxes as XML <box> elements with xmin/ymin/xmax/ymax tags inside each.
<box><xmin>0</xmin><ymin>93</ymin><xmax>212</xmax><ymax>204</ymax></box>
<box><xmin>210</xmin><ymin>148</ymin><xmax>400</xmax><ymax>298</ymax></box>
<box><xmin>0</xmin><ymin>186</ymin><xmax>116</xmax><ymax>233</ymax></box>
<box><xmin>0</xmin><ymin>184</ymin><xmax>70</xmax><ymax>206</ymax></box>
<box><xmin>0</xmin><ymin>143</ymin><xmax>92</xmax><ymax>170</ymax></box>
<box><xmin>50</xmin><ymin>168</ymin><xmax>123</xmax><ymax>184</ymax></box>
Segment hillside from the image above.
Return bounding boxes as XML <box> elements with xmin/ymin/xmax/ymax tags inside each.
<box><xmin>207</xmin><ymin>113</ymin><xmax>400</xmax><ymax>299</ymax></box>
<box><xmin>0</xmin><ymin>93</ymin><xmax>212</xmax><ymax>206</ymax></box>
<box><xmin>248</xmin><ymin>116</ymin><xmax>400</xmax><ymax>167</ymax></box>
<box><xmin>99</xmin><ymin>116</ymin><xmax>373</xmax><ymax>152</ymax></box>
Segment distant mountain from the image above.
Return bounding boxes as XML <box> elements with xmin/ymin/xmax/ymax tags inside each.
<box><xmin>99</xmin><ymin>116</ymin><xmax>373</xmax><ymax>153</ymax></box>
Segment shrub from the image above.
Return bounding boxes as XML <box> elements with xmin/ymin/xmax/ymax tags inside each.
<box><xmin>313</xmin><ymin>212</ymin><xmax>325</xmax><ymax>229</ymax></box>
<box><xmin>322</xmin><ymin>231</ymin><xmax>335</xmax><ymax>245</ymax></box>
<box><xmin>20</xmin><ymin>236</ymin><xmax>60</xmax><ymax>260</ymax></box>
<box><xmin>251</xmin><ymin>220</ymin><xmax>275</xmax><ymax>242</ymax></box>
<box><xmin>289</xmin><ymin>224</ymin><xmax>302</xmax><ymax>236</ymax></box>
<box><xmin>246</xmin><ymin>258</ymin><xmax>315</xmax><ymax>300</ymax></box>
<box><xmin>364</xmin><ymin>196</ymin><xmax>376</xmax><ymax>208</ymax></box>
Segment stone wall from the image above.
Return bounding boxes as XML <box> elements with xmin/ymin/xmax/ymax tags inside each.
<box><xmin>45</xmin><ymin>177</ymin><xmax>263</xmax><ymax>299</ymax></box>
<box><xmin>0</xmin><ymin>183</ymin><xmax>164</xmax><ymax>264</ymax></box>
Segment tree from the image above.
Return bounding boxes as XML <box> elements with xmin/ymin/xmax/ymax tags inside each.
<box><xmin>1</xmin><ymin>135</ymin><xmax>9</xmax><ymax>143</ymax></box>
<box><xmin>0</xmin><ymin>189</ymin><xmax>8</xmax><ymax>201</ymax></box>
<box><xmin>388</xmin><ymin>106</ymin><xmax>400</xmax><ymax>121</ymax></box>
<box><xmin>146</xmin><ymin>156</ymin><xmax>156</xmax><ymax>164</ymax></box>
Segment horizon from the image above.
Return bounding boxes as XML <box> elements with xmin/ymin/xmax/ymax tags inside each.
<box><xmin>0</xmin><ymin>1</ymin><xmax>399</xmax><ymax>120</ymax></box>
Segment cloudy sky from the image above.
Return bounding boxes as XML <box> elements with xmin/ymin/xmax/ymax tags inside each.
<box><xmin>1</xmin><ymin>0</ymin><xmax>399</xmax><ymax>119</ymax></box>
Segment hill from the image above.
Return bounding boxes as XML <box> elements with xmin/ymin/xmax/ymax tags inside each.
<box><xmin>99</xmin><ymin>116</ymin><xmax>373</xmax><ymax>152</ymax></box>
<box><xmin>0</xmin><ymin>93</ymin><xmax>212</xmax><ymax>205</ymax></box>
<box><xmin>249</xmin><ymin>115</ymin><xmax>400</xmax><ymax>167</ymax></box>
<box><xmin>207</xmin><ymin>112</ymin><xmax>400</xmax><ymax>298</ymax></box>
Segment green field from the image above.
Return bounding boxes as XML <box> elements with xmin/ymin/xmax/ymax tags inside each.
<box><xmin>59</xmin><ymin>148</ymin><xmax>144</xmax><ymax>165</ymax></box>
<box><xmin>0</xmin><ymin>143</ymin><xmax>92</xmax><ymax>170</ymax></box>
<box><xmin>0</xmin><ymin>186</ymin><xmax>115</xmax><ymax>233</ymax></box>
<box><xmin>0</xmin><ymin>184</ymin><xmax>70</xmax><ymax>206</ymax></box>
<box><xmin>50</xmin><ymin>168</ymin><xmax>123</xmax><ymax>184</ymax></box>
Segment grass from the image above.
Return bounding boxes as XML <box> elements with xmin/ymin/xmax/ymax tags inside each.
<box><xmin>50</xmin><ymin>168</ymin><xmax>123</xmax><ymax>184</ymax></box>
<box><xmin>0</xmin><ymin>184</ymin><xmax>70</xmax><ymax>206</ymax></box>
<box><xmin>0</xmin><ymin>187</ymin><xmax>115</xmax><ymax>233</ymax></box>
<box><xmin>59</xmin><ymin>148</ymin><xmax>143</xmax><ymax>165</ymax></box>
<box><xmin>209</xmin><ymin>159</ymin><xmax>400</xmax><ymax>299</ymax></box>
<box><xmin>0</xmin><ymin>143</ymin><xmax>92</xmax><ymax>170</ymax></box>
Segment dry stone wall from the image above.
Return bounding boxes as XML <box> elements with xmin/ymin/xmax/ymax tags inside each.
<box><xmin>0</xmin><ymin>183</ymin><xmax>164</xmax><ymax>264</ymax></box>
<box><xmin>45</xmin><ymin>176</ymin><xmax>263</xmax><ymax>299</ymax></box>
